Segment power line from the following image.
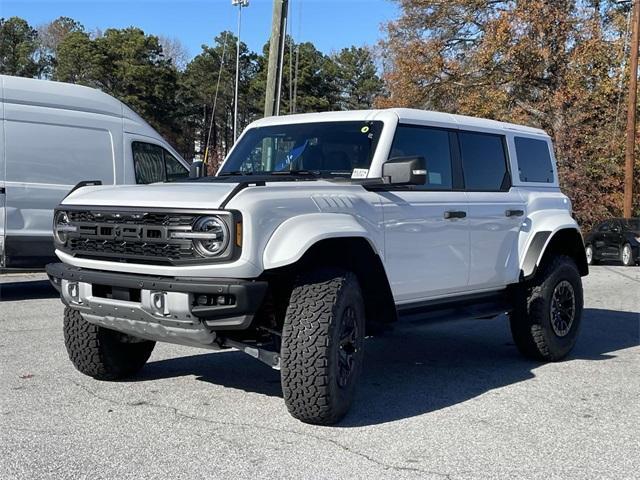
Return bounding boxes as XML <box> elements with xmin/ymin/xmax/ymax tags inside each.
<box><xmin>204</xmin><ymin>31</ymin><xmax>229</xmax><ymax>166</ymax></box>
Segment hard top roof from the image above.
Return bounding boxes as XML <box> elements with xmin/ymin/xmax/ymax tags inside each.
<box><xmin>249</xmin><ymin>108</ymin><xmax>548</xmax><ymax>137</ymax></box>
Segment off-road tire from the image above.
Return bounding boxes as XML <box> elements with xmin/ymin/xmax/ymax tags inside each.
<box><xmin>281</xmin><ymin>268</ymin><xmax>365</xmax><ymax>425</ymax></box>
<box><xmin>621</xmin><ymin>243</ymin><xmax>635</xmax><ymax>267</ymax></box>
<box><xmin>509</xmin><ymin>255</ymin><xmax>583</xmax><ymax>361</ymax></box>
<box><xmin>63</xmin><ymin>307</ymin><xmax>155</xmax><ymax>380</ymax></box>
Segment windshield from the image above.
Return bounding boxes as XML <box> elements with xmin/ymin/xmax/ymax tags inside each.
<box><xmin>219</xmin><ymin>121</ymin><xmax>383</xmax><ymax>177</ymax></box>
<box><xmin>621</xmin><ymin>218</ymin><xmax>640</xmax><ymax>231</ymax></box>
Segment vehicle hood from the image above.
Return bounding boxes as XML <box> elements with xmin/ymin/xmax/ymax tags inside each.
<box><xmin>61</xmin><ymin>182</ymin><xmax>239</xmax><ymax>210</ymax></box>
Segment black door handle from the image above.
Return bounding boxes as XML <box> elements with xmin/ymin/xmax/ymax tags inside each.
<box><xmin>505</xmin><ymin>209</ymin><xmax>524</xmax><ymax>217</ymax></box>
<box><xmin>0</xmin><ymin>187</ymin><xmax>5</xmax><ymax>194</ymax></box>
<box><xmin>444</xmin><ymin>210</ymin><xmax>467</xmax><ymax>219</ymax></box>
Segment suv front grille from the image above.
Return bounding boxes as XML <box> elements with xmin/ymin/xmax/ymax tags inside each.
<box><xmin>63</xmin><ymin>210</ymin><xmax>199</xmax><ymax>264</ymax></box>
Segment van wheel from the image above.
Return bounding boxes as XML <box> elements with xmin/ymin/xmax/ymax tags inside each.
<box><xmin>63</xmin><ymin>307</ymin><xmax>155</xmax><ymax>380</ymax></box>
<box><xmin>509</xmin><ymin>255</ymin><xmax>583</xmax><ymax>361</ymax></box>
<box><xmin>281</xmin><ymin>268</ymin><xmax>365</xmax><ymax>425</ymax></box>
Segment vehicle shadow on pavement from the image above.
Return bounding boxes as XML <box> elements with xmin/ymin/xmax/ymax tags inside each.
<box><xmin>0</xmin><ymin>280</ymin><xmax>58</xmax><ymax>301</ymax></box>
<box><xmin>138</xmin><ymin>349</ymin><xmax>284</xmax><ymax>397</ymax></box>
<box><xmin>138</xmin><ymin>307</ymin><xmax>639</xmax><ymax>426</ymax></box>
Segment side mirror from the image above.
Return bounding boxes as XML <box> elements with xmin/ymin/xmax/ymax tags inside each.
<box><xmin>189</xmin><ymin>160</ymin><xmax>205</xmax><ymax>179</ymax></box>
<box><xmin>382</xmin><ymin>156</ymin><xmax>427</xmax><ymax>186</ymax></box>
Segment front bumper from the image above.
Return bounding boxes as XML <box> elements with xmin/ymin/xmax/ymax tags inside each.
<box><xmin>46</xmin><ymin>263</ymin><xmax>268</xmax><ymax>347</ymax></box>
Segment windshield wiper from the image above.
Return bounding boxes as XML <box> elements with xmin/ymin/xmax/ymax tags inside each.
<box><xmin>219</xmin><ymin>171</ymin><xmax>254</xmax><ymax>176</ymax></box>
<box><xmin>270</xmin><ymin>170</ymin><xmax>320</xmax><ymax>177</ymax></box>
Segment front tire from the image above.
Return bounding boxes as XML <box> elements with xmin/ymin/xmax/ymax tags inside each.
<box><xmin>621</xmin><ymin>243</ymin><xmax>634</xmax><ymax>267</ymax></box>
<box><xmin>63</xmin><ymin>307</ymin><xmax>156</xmax><ymax>380</ymax></box>
<box><xmin>509</xmin><ymin>255</ymin><xmax>583</xmax><ymax>361</ymax></box>
<box><xmin>281</xmin><ymin>268</ymin><xmax>365</xmax><ymax>425</ymax></box>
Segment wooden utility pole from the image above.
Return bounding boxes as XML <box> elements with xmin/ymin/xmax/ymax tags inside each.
<box><xmin>624</xmin><ymin>0</ymin><xmax>640</xmax><ymax>218</ymax></box>
<box><xmin>264</xmin><ymin>0</ymin><xmax>288</xmax><ymax>117</ymax></box>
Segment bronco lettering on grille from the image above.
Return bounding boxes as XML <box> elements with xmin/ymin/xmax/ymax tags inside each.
<box><xmin>64</xmin><ymin>210</ymin><xmax>198</xmax><ymax>263</ymax></box>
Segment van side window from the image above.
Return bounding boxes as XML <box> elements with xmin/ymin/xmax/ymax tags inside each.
<box><xmin>132</xmin><ymin>142</ymin><xmax>188</xmax><ymax>184</ymax></box>
<box><xmin>459</xmin><ymin>131</ymin><xmax>510</xmax><ymax>191</ymax></box>
<box><xmin>514</xmin><ymin>137</ymin><xmax>554</xmax><ymax>183</ymax></box>
<box><xmin>389</xmin><ymin>125</ymin><xmax>453</xmax><ymax>190</ymax></box>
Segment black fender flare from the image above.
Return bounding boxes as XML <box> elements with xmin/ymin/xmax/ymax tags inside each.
<box><xmin>521</xmin><ymin>228</ymin><xmax>588</xmax><ymax>280</ymax></box>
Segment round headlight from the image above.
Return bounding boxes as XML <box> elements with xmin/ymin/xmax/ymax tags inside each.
<box><xmin>53</xmin><ymin>211</ymin><xmax>71</xmax><ymax>245</ymax></box>
<box><xmin>192</xmin><ymin>216</ymin><xmax>229</xmax><ymax>257</ymax></box>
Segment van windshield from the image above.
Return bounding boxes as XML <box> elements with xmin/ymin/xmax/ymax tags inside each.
<box><xmin>219</xmin><ymin>121</ymin><xmax>383</xmax><ymax>177</ymax></box>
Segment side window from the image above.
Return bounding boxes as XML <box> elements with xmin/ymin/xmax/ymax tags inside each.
<box><xmin>459</xmin><ymin>131</ymin><xmax>509</xmax><ymax>191</ymax></box>
<box><xmin>132</xmin><ymin>142</ymin><xmax>188</xmax><ymax>184</ymax></box>
<box><xmin>514</xmin><ymin>137</ymin><xmax>554</xmax><ymax>183</ymax></box>
<box><xmin>389</xmin><ymin>125</ymin><xmax>453</xmax><ymax>190</ymax></box>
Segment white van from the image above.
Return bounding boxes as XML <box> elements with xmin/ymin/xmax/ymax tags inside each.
<box><xmin>0</xmin><ymin>75</ymin><xmax>190</xmax><ymax>269</ymax></box>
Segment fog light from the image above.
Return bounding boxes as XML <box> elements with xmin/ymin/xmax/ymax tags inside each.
<box><xmin>195</xmin><ymin>294</ymin><xmax>235</xmax><ymax>307</ymax></box>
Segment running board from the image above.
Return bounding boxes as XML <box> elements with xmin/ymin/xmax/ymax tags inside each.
<box><xmin>397</xmin><ymin>290</ymin><xmax>513</xmax><ymax>324</ymax></box>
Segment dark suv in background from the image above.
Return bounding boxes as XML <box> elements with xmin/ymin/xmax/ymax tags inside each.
<box><xmin>584</xmin><ymin>218</ymin><xmax>640</xmax><ymax>267</ymax></box>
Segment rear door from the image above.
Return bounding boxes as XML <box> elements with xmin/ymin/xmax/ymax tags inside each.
<box><xmin>464</xmin><ymin>131</ymin><xmax>526</xmax><ymax>290</ymax></box>
<box><xmin>381</xmin><ymin>124</ymin><xmax>470</xmax><ymax>302</ymax></box>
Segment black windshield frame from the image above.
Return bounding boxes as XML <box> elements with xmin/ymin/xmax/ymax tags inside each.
<box><xmin>219</xmin><ymin>121</ymin><xmax>384</xmax><ymax>177</ymax></box>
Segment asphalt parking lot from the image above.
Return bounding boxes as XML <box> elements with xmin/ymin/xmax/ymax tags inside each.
<box><xmin>1</xmin><ymin>266</ymin><xmax>638</xmax><ymax>480</ymax></box>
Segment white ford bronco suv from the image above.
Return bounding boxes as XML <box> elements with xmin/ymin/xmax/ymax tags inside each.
<box><xmin>47</xmin><ymin>109</ymin><xmax>588</xmax><ymax>425</ymax></box>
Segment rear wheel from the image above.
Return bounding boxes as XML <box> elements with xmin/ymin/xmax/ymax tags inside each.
<box><xmin>509</xmin><ymin>255</ymin><xmax>583</xmax><ymax>361</ymax></box>
<box><xmin>63</xmin><ymin>307</ymin><xmax>155</xmax><ymax>380</ymax></box>
<box><xmin>621</xmin><ymin>243</ymin><xmax>634</xmax><ymax>267</ymax></box>
<box><xmin>280</xmin><ymin>268</ymin><xmax>365</xmax><ymax>425</ymax></box>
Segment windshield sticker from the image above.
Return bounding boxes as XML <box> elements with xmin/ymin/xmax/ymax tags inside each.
<box><xmin>360</xmin><ymin>126</ymin><xmax>370</xmax><ymax>134</ymax></box>
<box><xmin>351</xmin><ymin>168</ymin><xmax>369</xmax><ymax>179</ymax></box>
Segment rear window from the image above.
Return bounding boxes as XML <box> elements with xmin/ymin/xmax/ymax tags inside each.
<box><xmin>515</xmin><ymin>137</ymin><xmax>554</xmax><ymax>183</ymax></box>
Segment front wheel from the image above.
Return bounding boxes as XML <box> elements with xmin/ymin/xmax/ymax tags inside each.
<box><xmin>63</xmin><ymin>307</ymin><xmax>156</xmax><ymax>380</ymax></box>
<box><xmin>585</xmin><ymin>244</ymin><xmax>596</xmax><ymax>265</ymax></box>
<box><xmin>280</xmin><ymin>268</ymin><xmax>365</xmax><ymax>425</ymax></box>
<box><xmin>621</xmin><ymin>243</ymin><xmax>635</xmax><ymax>267</ymax></box>
<box><xmin>509</xmin><ymin>255</ymin><xmax>583</xmax><ymax>361</ymax></box>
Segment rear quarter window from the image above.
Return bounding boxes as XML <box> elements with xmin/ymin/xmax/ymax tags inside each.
<box><xmin>515</xmin><ymin>137</ymin><xmax>554</xmax><ymax>183</ymax></box>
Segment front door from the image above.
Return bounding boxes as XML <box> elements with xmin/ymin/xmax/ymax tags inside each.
<box><xmin>607</xmin><ymin>220</ymin><xmax>624</xmax><ymax>257</ymax></box>
<box><xmin>380</xmin><ymin>124</ymin><xmax>470</xmax><ymax>303</ymax></box>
